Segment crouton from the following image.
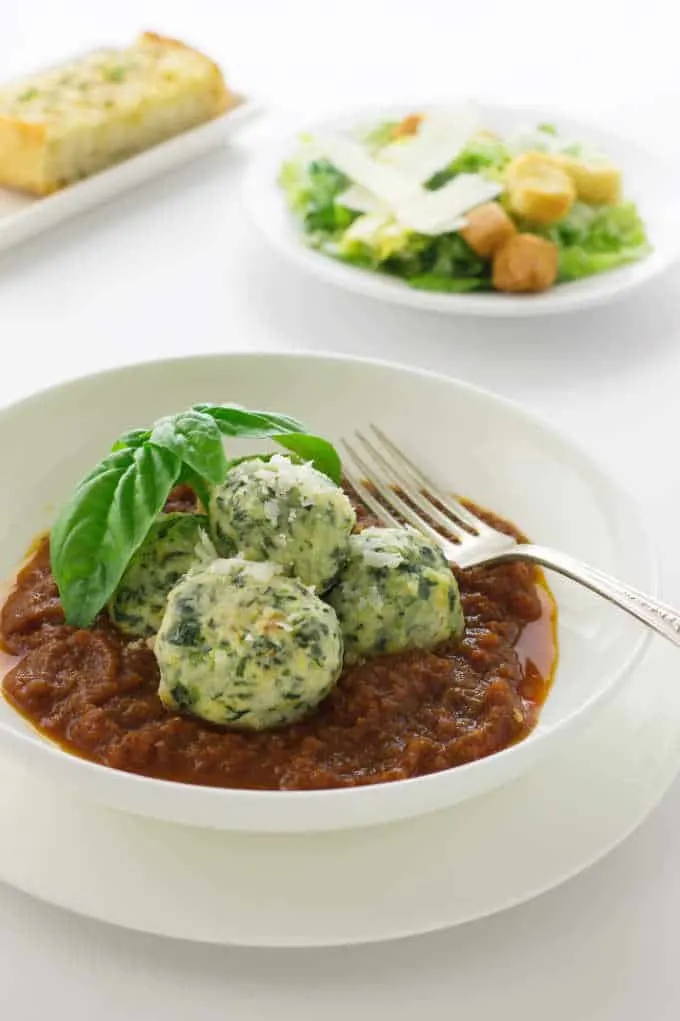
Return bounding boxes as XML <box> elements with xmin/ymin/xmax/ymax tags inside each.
<box><xmin>551</xmin><ymin>154</ymin><xmax>621</xmax><ymax>205</ymax></box>
<box><xmin>507</xmin><ymin>152</ymin><xmax>576</xmax><ymax>225</ymax></box>
<box><xmin>460</xmin><ymin>201</ymin><xmax>516</xmax><ymax>258</ymax></box>
<box><xmin>492</xmin><ymin>233</ymin><xmax>559</xmax><ymax>293</ymax></box>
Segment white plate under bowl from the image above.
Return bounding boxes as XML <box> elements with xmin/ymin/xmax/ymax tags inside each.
<box><xmin>0</xmin><ymin>98</ymin><xmax>258</xmax><ymax>253</ymax></box>
<box><xmin>245</xmin><ymin>103</ymin><xmax>680</xmax><ymax>317</ymax></box>
<box><xmin>0</xmin><ymin>352</ymin><xmax>653</xmax><ymax>832</ymax></box>
<box><xmin>0</xmin><ymin>639</ymin><xmax>677</xmax><ymax>947</ymax></box>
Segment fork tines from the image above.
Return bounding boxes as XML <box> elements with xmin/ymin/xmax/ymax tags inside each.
<box><xmin>341</xmin><ymin>425</ymin><xmax>488</xmax><ymax>546</ymax></box>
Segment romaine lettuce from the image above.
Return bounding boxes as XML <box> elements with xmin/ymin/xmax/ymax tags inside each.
<box><xmin>539</xmin><ymin>201</ymin><xmax>650</xmax><ymax>280</ymax></box>
<box><xmin>279</xmin><ymin>157</ymin><xmax>356</xmax><ymax>234</ymax></box>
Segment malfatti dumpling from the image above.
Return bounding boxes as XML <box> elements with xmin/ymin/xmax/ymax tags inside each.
<box><xmin>209</xmin><ymin>454</ymin><xmax>355</xmax><ymax>592</ymax></box>
<box><xmin>156</xmin><ymin>557</ymin><xmax>344</xmax><ymax>730</ymax></box>
<box><xmin>327</xmin><ymin>526</ymin><xmax>464</xmax><ymax>664</ymax></box>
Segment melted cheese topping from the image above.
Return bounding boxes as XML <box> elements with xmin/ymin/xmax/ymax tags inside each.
<box><xmin>0</xmin><ymin>40</ymin><xmax>220</xmax><ymax>133</ymax></box>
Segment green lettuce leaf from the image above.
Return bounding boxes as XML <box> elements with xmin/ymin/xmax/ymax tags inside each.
<box><xmin>279</xmin><ymin>154</ymin><xmax>357</xmax><ymax>235</ymax></box>
<box><xmin>537</xmin><ymin>201</ymin><xmax>650</xmax><ymax>281</ymax></box>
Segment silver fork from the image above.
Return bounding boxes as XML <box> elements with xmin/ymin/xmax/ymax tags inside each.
<box><xmin>341</xmin><ymin>424</ymin><xmax>680</xmax><ymax>649</ymax></box>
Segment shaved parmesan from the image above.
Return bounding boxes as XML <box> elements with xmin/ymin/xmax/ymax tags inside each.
<box><xmin>396</xmin><ymin>173</ymin><xmax>503</xmax><ymax>235</ymax></box>
<box><xmin>315</xmin><ymin>133</ymin><xmax>418</xmax><ymax>205</ymax></box>
<box><xmin>377</xmin><ymin>103</ymin><xmax>480</xmax><ymax>185</ymax></box>
<box><xmin>317</xmin><ymin>112</ymin><xmax>502</xmax><ymax>240</ymax></box>
<box><xmin>343</xmin><ymin>211</ymin><xmax>393</xmax><ymax>242</ymax></box>
<box><xmin>336</xmin><ymin>184</ymin><xmax>389</xmax><ymax>214</ymax></box>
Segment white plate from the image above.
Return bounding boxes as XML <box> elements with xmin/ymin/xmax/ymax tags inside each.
<box><xmin>0</xmin><ymin>353</ymin><xmax>653</xmax><ymax>832</ymax></box>
<box><xmin>0</xmin><ymin>639</ymin><xmax>677</xmax><ymax>947</ymax></box>
<box><xmin>0</xmin><ymin>99</ymin><xmax>258</xmax><ymax>253</ymax></box>
<box><xmin>245</xmin><ymin>103</ymin><xmax>680</xmax><ymax>317</ymax></box>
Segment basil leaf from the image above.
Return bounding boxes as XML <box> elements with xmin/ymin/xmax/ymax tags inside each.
<box><xmin>51</xmin><ymin>401</ymin><xmax>343</xmax><ymax>627</ymax></box>
<box><xmin>193</xmin><ymin>404</ymin><xmax>307</xmax><ymax>437</ymax></box>
<box><xmin>196</xmin><ymin>404</ymin><xmax>341</xmax><ymax>483</ymax></box>
<box><xmin>150</xmin><ymin>410</ymin><xmax>227</xmax><ymax>486</ymax></box>
<box><xmin>274</xmin><ymin>433</ymin><xmax>341</xmax><ymax>484</ymax></box>
<box><xmin>176</xmin><ymin>463</ymin><xmax>212</xmax><ymax>513</ymax></box>
<box><xmin>112</xmin><ymin>428</ymin><xmax>151</xmax><ymax>451</ymax></box>
<box><xmin>51</xmin><ymin>444</ymin><xmax>181</xmax><ymax>627</ymax></box>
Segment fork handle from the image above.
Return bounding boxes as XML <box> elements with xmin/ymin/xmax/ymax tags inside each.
<box><xmin>488</xmin><ymin>543</ymin><xmax>680</xmax><ymax>649</ymax></box>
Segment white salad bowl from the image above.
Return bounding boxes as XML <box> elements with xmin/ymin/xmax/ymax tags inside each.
<box><xmin>0</xmin><ymin>352</ymin><xmax>653</xmax><ymax>831</ymax></box>
<box><xmin>245</xmin><ymin>102</ymin><xmax>680</xmax><ymax>317</ymax></box>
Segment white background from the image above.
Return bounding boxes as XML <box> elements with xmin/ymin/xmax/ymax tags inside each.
<box><xmin>1</xmin><ymin>1</ymin><xmax>680</xmax><ymax>1018</ymax></box>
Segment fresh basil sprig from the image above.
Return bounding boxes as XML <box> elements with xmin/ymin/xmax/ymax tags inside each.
<box><xmin>51</xmin><ymin>445</ymin><xmax>182</xmax><ymax>628</ymax></box>
<box><xmin>150</xmin><ymin>411</ymin><xmax>228</xmax><ymax>486</ymax></box>
<box><xmin>194</xmin><ymin>403</ymin><xmax>341</xmax><ymax>485</ymax></box>
<box><xmin>50</xmin><ymin>403</ymin><xmax>341</xmax><ymax>628</ymax></box>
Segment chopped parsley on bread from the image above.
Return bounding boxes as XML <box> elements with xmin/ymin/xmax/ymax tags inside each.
<box><xmin>0</xmin><ymin>32</ymin><xmax>237</xmax><ymax>195</ymax></box>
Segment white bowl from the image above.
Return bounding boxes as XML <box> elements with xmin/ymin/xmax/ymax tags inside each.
<box><xmin>0</xmin><ymin>352</ymin><xmax>653</xmax><ymax>831</ymax></box>
<box><xmin>245</xmin><ymin>102</ymin><xmax>680</xmax><ymax>317</ymax></box>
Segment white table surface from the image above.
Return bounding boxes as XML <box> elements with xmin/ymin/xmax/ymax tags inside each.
<box><xmin>2</xmin><ymin>1</ymin><xmax>680</xmax><ymax>1018</ymax></box>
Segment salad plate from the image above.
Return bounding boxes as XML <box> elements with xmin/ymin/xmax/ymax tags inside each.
<box><xmin>245</xmin><ymin>103</ymin><xmax>680</xmax><ymax>316</ymax></box>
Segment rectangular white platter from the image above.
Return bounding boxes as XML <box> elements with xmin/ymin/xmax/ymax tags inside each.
<box><xmin>0</xmin><ymin>97</ymin><xmax>259</xmax><ymax>253</ymax></box>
